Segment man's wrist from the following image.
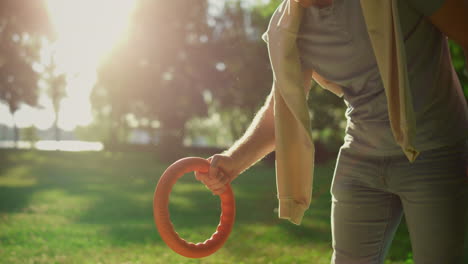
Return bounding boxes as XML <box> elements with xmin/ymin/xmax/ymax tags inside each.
<box><xmin>223</xmin><ymin>145</ymin><xmax>251</xmax><ymax>176</ymax></box>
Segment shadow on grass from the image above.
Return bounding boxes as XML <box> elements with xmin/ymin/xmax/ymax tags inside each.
<box><xmin>1</xmin><ymin>150</ymin><xmax>465</xmax><ymax>263</ymax></box>
<box><xmin>0</xmin><ymin>150</ymin><xmax>165</xmax><ymax>245</ymax></box>
<box><xmin>0</xmin><ymin>150</ymin><xmax>331</xmax><ymax>247</ymax></box>
<box><xmin>0</xmin><ymin>185</ymin><xmax>36</xmax><ymax>213</ymax></box>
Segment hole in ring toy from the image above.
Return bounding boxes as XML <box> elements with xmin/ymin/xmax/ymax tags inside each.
<box><xmin>153</xmin><ymin>157</ymin><xmax>236</xmax><ymax>258</ymax></box>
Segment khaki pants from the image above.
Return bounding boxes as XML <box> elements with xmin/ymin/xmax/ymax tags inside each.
<box><xmin>330</xmin><ymin>142</ymin><xmax>467</xmax><ymax>264</ymax></box>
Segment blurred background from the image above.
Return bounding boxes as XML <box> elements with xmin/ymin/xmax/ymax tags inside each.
<box><xmin>0</xmin><ymin>0</ymin><xmax>467</xmax><ymax>155</ymax></box>
<box><xmin>0</xmin><ymin>0</ymin><xmax>467</xmax><ymax>263</ymax></box>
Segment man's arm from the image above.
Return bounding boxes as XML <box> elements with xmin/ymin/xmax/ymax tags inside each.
<box><xmin>195</xmin><ymin>89</ymin><xmax>276</xmax><ymax>195</ymax></box>
<box><xmin>311</xmin><ymin>71</ymin><xmax>344</xmax><ymax>97</ymax></box>
<box><xmin>223</xmin><ymin>87</ymin><xmax>276</xmax><ymax>175</ymax></box>
<box><xmin>224</xmin><ymin>69</ymin><xmax>314</xmax><ymax>173</ymax></box>
<box><xmin>196</xmin><ymin>69</ymin><xmax>314</xmax><ymax>194</ymax></box>
<box><xmin>428</xmin><ymin>0</ymin><xmax>468</xmax><ymax>52</ymax></box>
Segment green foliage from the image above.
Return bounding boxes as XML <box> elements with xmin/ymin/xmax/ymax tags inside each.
<box><xmin>92</xmin><ymin>48</ymin><xmax>136</xmax><ymax>147</ymax></box>
<box><xmin>448</xmin><ymin>40</ymin><xmax>468</xmax><ymax>100</ymax></box>
<box><xmin>251</xmin><ymin>0</ymin><xmax>283</xmax><ymax>19</ymax></box>
<box><xmin>308</xmin><ymin>81</ymin><xmax>347</xmax><ymax>152</ymax></box>
<box><xmin>207</xmin><ymin>2</ymin><xmax>272</xmax><ymax>114</ymax></box>
<box><xmin>0</xmin><ymin>1</ymin><xmax>51</xmax><ymax>146</ymax></box>
<box><xmin>91</xmin><ymin>0</ymin><xmax>278</xmax><ymax>150</ymax></box>
<box><xmin>185</xmin><ymin>100</ymin><xmax>252</xmax><ymax>147</ymax></box>
<box><xmin>0</xmin><ymin>0</ymin><xmax>51</xmax><ymax>113</ymax></box>
<box><xmin>74</xmin><ymin>124</ymin><xmax>111</xmax><ymax>142</ymax></box>
<box><xmin>93</xmin><ymin>0</ymin><xmax>214</xmax><ymax>148</ymax></box>
<box><xmin>43</xmin><ymin>55</ymin><xmax>67</xmax><ymax>141</ymax></box>
<box><xmin>20</xmin><ymin>126</ymin><xmax>39</xmax><ymax>144</ymax></box>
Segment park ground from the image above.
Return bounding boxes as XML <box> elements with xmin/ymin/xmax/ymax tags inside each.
<box><xmin>0</xmin><ymin>150</ymin><xmax>466</xmax><ymax>264</ymax></box>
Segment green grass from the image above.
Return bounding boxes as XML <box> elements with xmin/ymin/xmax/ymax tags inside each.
<box><xmin>0</xmin><ymin>150</ymin><xmax>464</xmax><ymax>263</ymax></box>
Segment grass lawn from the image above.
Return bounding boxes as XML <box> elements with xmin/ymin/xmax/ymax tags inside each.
<box><xmin>0</xmin><ymin>150</ymin><xmax>465</xmax><ymax>263</ymax></box>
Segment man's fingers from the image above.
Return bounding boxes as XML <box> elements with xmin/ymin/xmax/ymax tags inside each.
<box><xmin>209</xmin><ymin>182</ymin><xmax>227</xmax><ymax>196</ymax></box>
<box><xmin>195</xmin><ymin>172</ymin><xmax>229</xmax><ymax>195</ymax></box>
<box><xmin>208</xmin><ymin>167</ymin><xmax>219</xmax><ymax>180</ymax></box>
<box><xmin>212</xmin><ymin>186</ymin><xmax>227</xmax><ymax>196</ymax></box>
<box><xmin>206</xmin><ymin>179</ymin><xmax>226</xmax><ymax>190</ymax></box>
<box><xmin>208</xmin><ymin>156</ymin><xmax>221</xmax><ymax>179</ymax></box>
<box><xmin>195</xmin><ymin>171</ymin><xmax>224</xmax><ymax>186</ymax></box>
<box><xmin>194</xmin><ymin>171</ymin><xmax>208</xmax><ymax>181</ymax></box>
<box><xmin>195</xmin><ymin>155</ymin><xmax>233</xmax><ymax>195</ymax></box>
<box><xmin>218</xmin><ymin>172</ymin><xmax>230</xmax><ymax>185</ymax></box>
<box><xmin>195</xmin><ymin>172</ymin><xmax>216</xmax><ymax>185</ymax></box>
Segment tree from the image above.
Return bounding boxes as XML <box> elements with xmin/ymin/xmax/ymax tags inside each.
<box><xmin>92</xmin><ymin>45</ymin><xmax>136</xmax><ymax>148</ymax></box>
<box><xmin>0</xmin><ymin>0</ymin><xmax>51</xmax><ymax>146</ymax></box>
<box><xmin>93</xmin><ymin>0</ymin><xmax>217</xmax><ymax>155</ymax></box>
<box><xmin>205</xmin><ymin>1</ymin><xmax>273</xmax><ymax>138</ymax></box>
<box><xmin>43</xmin><ymin>55</ymin><xmax>66</xmax><ymax>141</ymax></box>
<box><xmin>129</xmin><ymin>0</ymin><xmax>213</xmax><ymax>150</ymax></box>
<box><xmin>21</xmin><ymin>125</ymin><xmax>39</xmax><ymax>148</ymax></box>
<box><xmin>176</xmin><ymin>1</ymin><xmax>278</xmax><ymax>144</ymax></box>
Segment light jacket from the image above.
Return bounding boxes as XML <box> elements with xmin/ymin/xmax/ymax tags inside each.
<box><xmin>263</xmin><ymin>0</ymin><xmax>418</xmax><ymax>225</ymax></box>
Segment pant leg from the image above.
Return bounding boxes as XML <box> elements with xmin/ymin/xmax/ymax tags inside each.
<box><xmin>331</xmin><ymin>148</ymin><xmax>403</xmax><ymax>264</ymax></box>
<box><xmin>387</xmin><ymin>142</ymin><xmax>468</xmax><ymax>264</ymax></box>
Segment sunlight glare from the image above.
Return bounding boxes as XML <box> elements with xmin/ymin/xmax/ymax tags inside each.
<box><xmin>35</xmin><ymin>140</ymin><xmax>104</xmax><ymax>151</ymax></box>
<box><xmin>21</xmin><ymin>0</ymin><xmax>138</xmax><ymax>131</ymax></box>
<box><xmin>46</xmin><ymin>0</ymin><xmax>136</xmax><ymax>74</ymax></box>
<box><xmin>0</xmin><ymin>104</ymin><xmax>14</xmax><ymax>127</ymax></box>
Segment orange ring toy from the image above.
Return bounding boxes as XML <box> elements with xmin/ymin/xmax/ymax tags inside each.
<box><xmin>153</xmin><ymin>157</ymin><xmax>236</xmax><ymax>258</ymax></box>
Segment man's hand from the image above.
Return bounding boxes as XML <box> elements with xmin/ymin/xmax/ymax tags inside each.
<box><xmin>194</xmin><ymin>154</ymin><xmax>239</xmax><ymax>195</ymax></box>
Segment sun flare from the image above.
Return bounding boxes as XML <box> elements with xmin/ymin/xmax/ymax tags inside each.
<box><xmin>45</xmin><ymin>0</ymin><xmax>136</xmax><ymax>73</ymax></box>
<box><xmin>25</xmin><ymin>0</ymin><xmax>137</xmax><ymax>130</ymax></box>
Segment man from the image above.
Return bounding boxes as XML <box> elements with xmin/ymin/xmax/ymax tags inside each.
<box><xmin>196</xmin><ymin>0</ymin><xmax>468</xmax><ymax>263</ymax></box>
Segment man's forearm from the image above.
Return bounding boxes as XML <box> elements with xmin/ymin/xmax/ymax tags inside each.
<box><xmin>224</xmin><ymin>89</ymin><xmax>276</xmax><ymax>174</ymax></box>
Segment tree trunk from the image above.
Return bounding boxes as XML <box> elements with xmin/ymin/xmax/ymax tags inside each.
<box><xmin>107</xmin><ymin>108</ymin><xmax>119</xmax><ymax>151</ymax></box>
<box><xmin>158</xmin><ymin>127</ymin><xmax>185</xmax><ymax>162</ymax></box>
<box><xmin>1</xmin><ymin>125</ymin><xmax>7</xmax><ymax>140</ymax></box>
<box><xmin>54</xmin><ymin>110</ymin><xmax>61</xmax><ymax>141</ymax></box>
<box><xmin>108</xmin><ymin>121</ymin><xmax>118</xmax><ymax>151</ymax></box>
<box><xmin>9</xmin><ymin>106</ymin><xmax>19</xmax><ymax>149</ymax></box>
<box><xmin>13</xmin><ymin>123</ymin><xmax>19</xmax><ymax>149</ymax></box>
